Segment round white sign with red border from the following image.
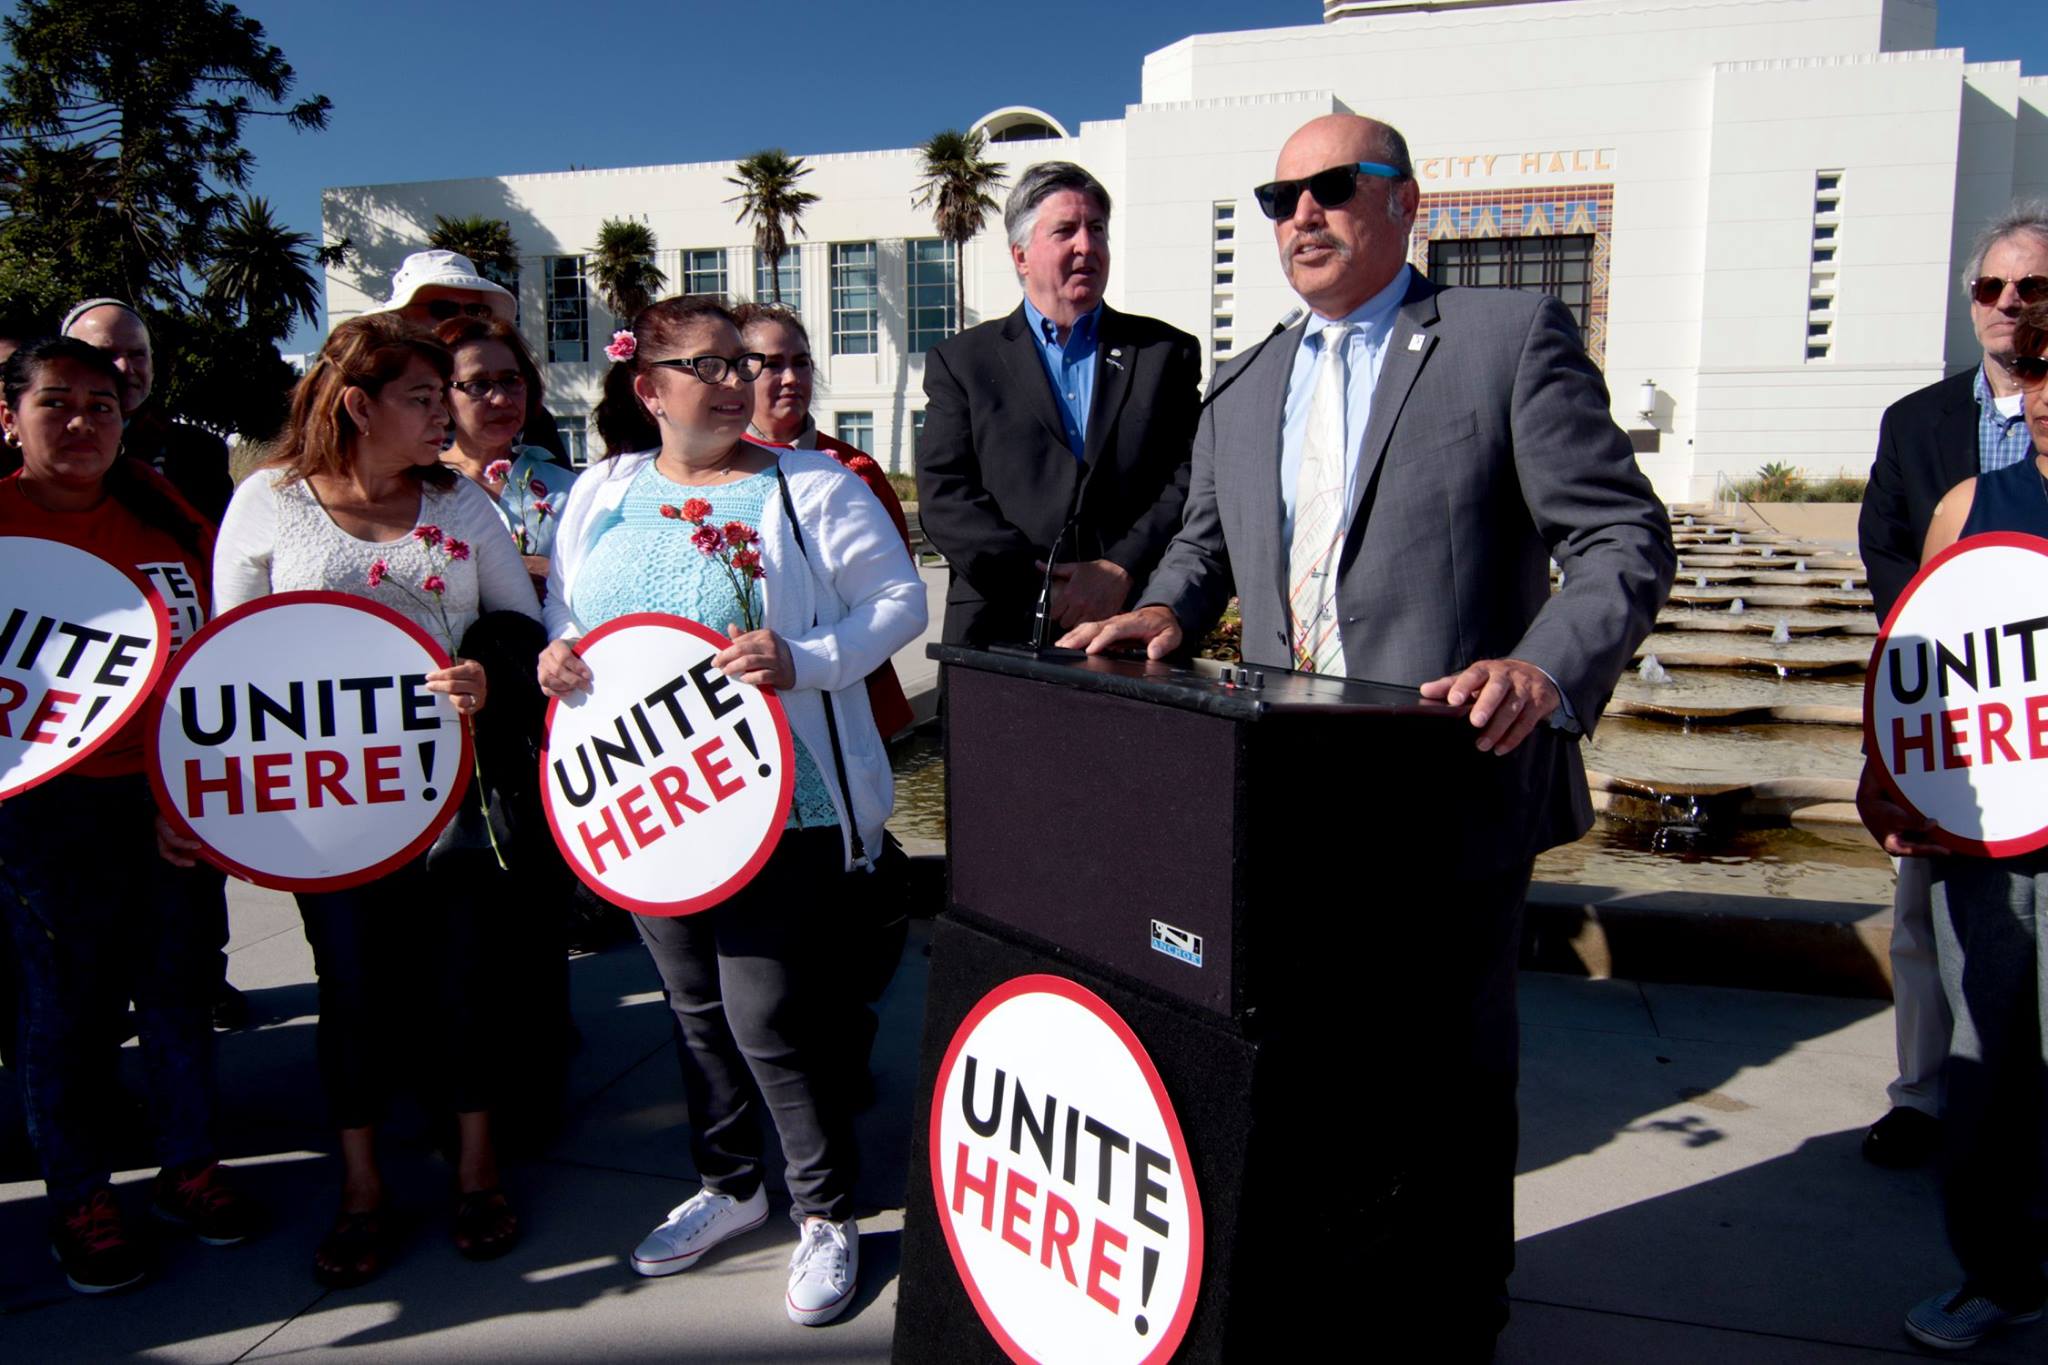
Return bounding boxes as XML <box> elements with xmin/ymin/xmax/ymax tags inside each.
<box><xmin>148</xmin><ymin>592</ymin><xmax>471</xmax><ymax>891</ymax></box>
<box><xmin>929</xmin><ymin>974</ymin><xmax>1204</xmax><ymax>1365</ymax></box>
<box><xmin>1</xmin><ymin>536</ymin><xmax>170</xmax><ymax>799</ymax></box>
<box><xmin>540</xmin><ymin>614</ymin><xmax>794</xmax><ymax>916</ymax></box>
<box><xmin>1865</xmin><ymin>531</ymin><xmax>2048</xmax><ymax>857</ymax></box>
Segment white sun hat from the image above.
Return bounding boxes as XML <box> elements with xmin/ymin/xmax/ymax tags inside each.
<box><xmin>384</xmin><ymin>249</ymin><xmax>516</xmax><ymax>319</ymax></box>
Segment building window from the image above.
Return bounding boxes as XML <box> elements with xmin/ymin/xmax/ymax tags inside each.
<box><xmin>1807</xmin><ymin>169</ymin><xmax>1842</xmax><ymax>362</ymax></box>
<box><xmin>682</xmin><ymin>249</ymin><xmax>728</xmax><ymax>298</ymax></box>
<box><xmin>546</xmin><ymin>255</ymin><xmax>588</xmax><ymax>363</ymax></box>
<box><xmin>1211</xmin><ymin>202</ymin><xmax>1237</xmax><ymax>362</ymax></box>
<box><xmin>907</xmin><ymin>239</ymin><xmax>958</xmax><ymax>352</ymax></box>
<box><xmin>754</xmin><ymin>252</ymin><xmax>802</xmax><ymax>309</ymax></box>
<box><xmin>835</xmin><ymin>410</ymin><xmax>874</xmax><ymax>452</ymax></box>
<box><xmin>1427</xmin><ymin>234</ymin><xmax>1593</xmax><ymax>334</ymax></box>
<box><xmin>831</xmin><ymin>243</ymin><xmax>879</xmax><ymax>355</ymax></box>
<box><xmin>910</xmin><ymin>409</ymin><xmax>926</xmax><ymax>472</ymax></box>
<box><xmin>557</xmin><ymin>415</ymin><xmax>590</xmax><ymax>467</ymax></box>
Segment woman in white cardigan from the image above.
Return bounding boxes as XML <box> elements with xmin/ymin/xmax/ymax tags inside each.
<box><xmin>537</xmin><ymin>297</ymin><xmax>924</xmax><ymax>1326</ymax></box>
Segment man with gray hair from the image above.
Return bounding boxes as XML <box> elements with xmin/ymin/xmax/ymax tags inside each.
<box><xmin>916</xmin><ymin>160</ymin><xmax>1200</xmax><ymax>647</ymax></box>
<box><xmin>1855</xmin><ymin>201</ymin><xmax>2048</xmax><ymax>1170</ymax></box>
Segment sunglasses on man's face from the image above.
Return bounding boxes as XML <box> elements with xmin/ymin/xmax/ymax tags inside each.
<box><xmin>2010</xmin><ymin>354</ymin><xmax>2048</xmax><ymax>388</ymax></box>
<box><xmin>1968</xmin><ymin>275</ymin><xmax>2048</xmax><ymax>307</ymax></box>
<box><xmin>1253</xmin><ymin>161</ymin><xmax>1404</xmax><ymax>221</ymax></box>
<box><xmin>423</xmin><ymin>299</ymin><xmax>497</xmax><ymax>321</ymax></box>
<box><xmin>645</xmin><ymin>353</ymin><xmax>767</xmax><ymax>384</ymax></box>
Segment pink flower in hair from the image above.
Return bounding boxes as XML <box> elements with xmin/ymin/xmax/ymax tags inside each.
<box><xmin>605</xmin><ymin>330</ymin><xmax>637</xmax><ymax>362</ymax></box>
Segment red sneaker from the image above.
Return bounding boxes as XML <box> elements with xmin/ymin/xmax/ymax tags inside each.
<box><xmin>49</xmin><ymin>1189</ymin><xmax>146</xmax><ymax>1294</ymax></box>
<box><xmin>151</xmin><ymin>1160</ymin><xmax>258</xmax><ymax>1246</ymax></box>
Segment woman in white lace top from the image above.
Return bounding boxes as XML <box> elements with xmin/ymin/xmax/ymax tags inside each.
<box><xmin>211</xmin><ymin>315</ymin><xmax>538</xmax><ymax>1288</ymax></box>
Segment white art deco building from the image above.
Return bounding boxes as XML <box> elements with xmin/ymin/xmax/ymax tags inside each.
<box><xmin>321</xmin><ymin>0</ymin><xmax>2041</xmax><ymax>501</ymax></box>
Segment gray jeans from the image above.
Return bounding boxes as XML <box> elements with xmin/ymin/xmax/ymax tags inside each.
<box><xmin>1931</xmin><ymin>854</ymin><xmax>2048</xmax><ymax>1306</ymax></box>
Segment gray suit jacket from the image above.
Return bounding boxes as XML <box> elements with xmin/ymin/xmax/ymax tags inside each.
<box><xmin>1141</xmin><ymin>273</ymin><xmax>1674</xmax><ymax>868</ymax></box>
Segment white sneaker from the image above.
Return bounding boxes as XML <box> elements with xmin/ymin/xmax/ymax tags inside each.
<box><xmin>629</xmin><ymin>1186</ymin><xmax>769</xmax><ymax>1277</ymax></box>
<box><xmin>786</xmin><ymin>1216</ymin><xmax>859</xmax><ymax>1325</ymax></box>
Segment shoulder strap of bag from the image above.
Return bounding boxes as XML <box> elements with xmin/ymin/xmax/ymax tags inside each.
<box><xmin>775</xmin><ymin>463</ymin><xmax>871</xmax><ymax>869</ymax></box>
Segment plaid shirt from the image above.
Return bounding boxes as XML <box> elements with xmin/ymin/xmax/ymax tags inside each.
<box><xmin>1973</xmin><ymin>365</ymin><xmax>2033</xmax><ymax>473</ymax></box>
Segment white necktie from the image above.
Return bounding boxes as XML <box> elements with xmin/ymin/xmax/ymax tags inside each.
<box><xmin>1288</xmin><ymin>323</ymin><xmax>1352</xmax><ymax>674</ymax></box>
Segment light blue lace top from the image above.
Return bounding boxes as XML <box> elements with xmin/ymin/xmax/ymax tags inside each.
<box><xmin>573</xmin><ymin>464</ymin><xmax>836</xmax><ymax>829</ymax></box>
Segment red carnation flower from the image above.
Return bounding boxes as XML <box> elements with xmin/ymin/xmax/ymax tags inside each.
<box><xmin>658</xmin><ymin>504</ymin><xmax>682</xmax><ymax>520</ymax></box>
<box><xmin>445</xmin><ymin>538</ymin><xmax>471</xmax><ymax>561</ymax></box>
<box><xmin>367</xmin><ymin>559</ymin><xmax>387</xmax><ymax>588</ymax></box>
<box><xmin>732</xmin><ymin>547</ymin><xmax>763</xmax><ymax>577</ymax></box>
<box><xmin>689</xmin><ymin>525</ymin><xmax>723</xmax><ymax>555</ymax></box>
<box><xmin>534</xmin><ymin>500</ymin><xmax>554</xmax><ymax>519</ymax></box>
<box><xmin>422</xmin><ymin>574</ymin><xmax>448</xmax><ymax>595</ymax></box>
<box><xmin>412</xmin><ymin>524</ymin><xmax>444</xmax><ymax>546</ymax></box>
<box><xmin>680</xmin><ymin>497</ymin><xmax>714</xmax><ymax>523</ymax></box>
<box><xmin>722</xmin><ymin>520</ymin><xmax>756</xmax><ymax>548</ymax></box>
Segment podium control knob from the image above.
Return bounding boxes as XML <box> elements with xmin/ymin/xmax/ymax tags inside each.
<box><xmin>1252</xmin><ymin>670</ymin><xmax>1266</xmax><ymax>689</ymax></box>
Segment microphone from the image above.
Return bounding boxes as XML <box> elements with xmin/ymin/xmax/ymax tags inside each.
<box><xmin>1029</xmin><ymin>509</ymin><xmax>1084</xmax><ymax>651</ymax></box>
<box><xmin>1200</xmin><ymin>307</ymin><xmax>1305</xmax><ymax>411</ymax></box>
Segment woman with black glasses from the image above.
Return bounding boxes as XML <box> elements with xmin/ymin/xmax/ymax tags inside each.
<box><xmin>436</xmin><ymin>315</ymin><xmax>570</xmax><ymax>594</ymax></box>
<box><xmin>540</xmin><ymin>295</ymin><xmax>925</xmax><ymax>1326</ymax></box>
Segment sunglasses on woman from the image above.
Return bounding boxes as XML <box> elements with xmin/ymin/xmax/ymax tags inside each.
<box><xmin>422</xmin><ymin>299</ymin><xmax>499</xmax><ymax>321</ymax></box>
<box><xmin>1253</xmin><ymin>161</ymin><xmax>1404</xmax><ymax>221</ymax></box>
<box><xmin>2011</xmin><ymin>354</ymin><xmax>2048</xmax><ymax>388</ymax></box>
<box><xmin>1968</xmin><ymin>275</ymin><xmax>2048</xmax><ymax>307</ymax></box>
<box><xmin>645</xmin><ymin>354</ymin><xmax>767</xmax><ymax>384</ymax></box>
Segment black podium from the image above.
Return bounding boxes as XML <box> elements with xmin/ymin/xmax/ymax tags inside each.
<box><xmin>894</xmin><ymin>646</ymin><xmax>1477</xmax><ymax>1363</ymax></box>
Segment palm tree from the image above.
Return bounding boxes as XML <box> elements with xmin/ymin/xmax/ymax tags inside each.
<box><xmin>427</xmin><ymin>214</ymin><xmax>520</xmax><ymax>291</ymax></box>
<box><xmin>912</xmin><ymin>129</ymin><xmax>1006</xmax><ymax>332</ymax></box>
<box><xmin>589</xmin><ymin>218</ymin><xmax>667</xmax><ymax>321</ymax></box>
<box><xmin>726</xmin><ymin>149</ymin><xmax>818</xmax><ymax>304</ymax></box>
<box><xmin>202</xmin><ymin>194</ymin><xmax>320</xmax><ymax>341</ymax></box>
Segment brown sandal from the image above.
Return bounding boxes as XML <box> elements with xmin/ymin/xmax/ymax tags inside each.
<box><xmin>452</xmin><ymin>1189</ymin><xmax>519</xmax><ymax>1262</ymax></box>
<box><xmin>313</xmin><ymin>1209</ymin><xmax>389</xmax><ymax>1288</ymax></box>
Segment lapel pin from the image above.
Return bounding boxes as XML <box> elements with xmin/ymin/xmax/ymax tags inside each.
<box><xmin>1106</xmin><ymin>348</ymin><xmax>1125</xmax><ymax>370</ymax></box>
<box><xmin>1407</xmin><ymin>334</ymin><xmax>1426</xmax><ymax>352</ymax></box>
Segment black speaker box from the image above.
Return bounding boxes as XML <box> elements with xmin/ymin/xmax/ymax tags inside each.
<box><xmin>894</xmin><ymin>914</ymin><xmax>1358</xmax><ymax>1363</ymax></box>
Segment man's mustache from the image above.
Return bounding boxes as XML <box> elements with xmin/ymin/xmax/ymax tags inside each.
<box><xmin>1290</xmin><ymin>230</ymin><xmax>1349</xmax><ymax>258</ymax></box>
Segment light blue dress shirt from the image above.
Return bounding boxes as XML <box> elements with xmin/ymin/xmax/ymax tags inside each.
<box><xmin>1022</xmin><ymin>298</ymin><xmax>1100</xmax><ymax>460</ymax></box>
<box><xmin>1278</xmin><ymin>265</ymin><xmax>1411</xmax><ymax>544</ymax></box>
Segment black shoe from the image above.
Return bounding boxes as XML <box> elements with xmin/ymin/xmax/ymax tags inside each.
<box><xmin>1862</xmin><ymin>1106</ymin><xmax>1940</xmax><ymax>1168</ymax></box>
<box><xmin>212</xmin><ymin>983</ymin><xmax>250</xmax><ymax>1031</ymax></box>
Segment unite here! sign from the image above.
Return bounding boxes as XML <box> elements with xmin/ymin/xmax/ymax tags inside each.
<box><xmin>930</xmin><ymin>975</ymin><xmax>1204</xmax><ymax>1365</ymax></box>
<box><xmin>1865</xmin><ymin>532</ymin><xmax>2048</xmax><ymax>857</ymax></box>
<box><xmin>0</xmin><ymin>537</ymin><xmax>169</xmax><ymax>799</ymax></box>
<box><xmin>149</xmin><ymin>592</ymin><xmax>472</xmax><ymax>890</ymax></box>
<box><xmin>540</xmin><ymin>614</ymin><xmax>794</xmax><ymax>915</ymax></box>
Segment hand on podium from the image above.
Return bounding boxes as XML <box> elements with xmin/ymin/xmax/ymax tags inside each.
<box><xmin>1058</xmin><ymin>604</ymin><xmax>1183</xmax><ymax>659</ymax></box>
<box><xmin>1419</xmin><ymin>658</ymin><xmax>1559</xmax><ymax>756</ymax></box>
<box><xmin>1033</xmin><ymin>557</ymin><xmax>1131</xmax><ymax>629</ymax></box>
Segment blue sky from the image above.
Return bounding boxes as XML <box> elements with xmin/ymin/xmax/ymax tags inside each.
<box><xmin>25</xmin><ymin>1</ymin><xmax>2048</xmax><ymax>349</ymax></box>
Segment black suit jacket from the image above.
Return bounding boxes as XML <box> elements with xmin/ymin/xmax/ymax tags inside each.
<box><xmin>1859</xmin><ymin>368</ymin><xmax>1980</xmax><ymax>621</ymax></box>
<box><xmin>915</xmin><ymin>303</ymin><xmax>1200</xmax><ymax>646</ymax></box>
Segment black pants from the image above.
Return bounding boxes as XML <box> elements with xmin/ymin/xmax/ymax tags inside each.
<box><xmin>632</xmin><ymin>828</ymin><xmax>860</xmax><ymax>1222</ymax></box>
<box><xmin>1931</xmin><ymin>853</ymin><xmax>2048</xmax><ymax>1309</ymax></box>
<box><xmin>295</xmin><ymin>855</ymin><xmax>497</xmax><ymax>1130</ymax></box>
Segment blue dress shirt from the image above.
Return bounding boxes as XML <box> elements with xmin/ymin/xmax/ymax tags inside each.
<box><xmin>1279</xmin><ymin>265</ymin><xmax>1410</xmax><ymax>544</ymax></box>
<box><xmin>1022</xmin><ymin>298</ymin><xmax>1100</xmax><ymax>461</ymax></box>
<box><xmin>1972</xmin><ymin>364</ymin><xmax>2033</xmax><ymax>474</ymax></box>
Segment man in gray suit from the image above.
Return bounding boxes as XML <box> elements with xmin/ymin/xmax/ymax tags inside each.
<box><xmin>1065</xmin><ymin>113</ymin><xmax>1672</xmax><ymax>1356</ymax></box>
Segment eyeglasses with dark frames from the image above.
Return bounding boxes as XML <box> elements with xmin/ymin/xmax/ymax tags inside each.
<box><xmin>644</xmin><ymin>353</ymin><xmax>767</xmax><ymax>384</ymax></box>
<box><xmin>1968</xmin><ymin>275</ymin><xmax>2048</xmax><ymax>307</ymax></box>
<box><xmin>1253</xmin><ymin>161</ymin><xmax>1405</xmax><ymax>221</ymax></box>
<box><xmin>450</xmin><ymin>375</ymin><xmax>527</xmax><ymax>400</ymax></box>
<box><xmin>2011</xmin><ymin>354</ymin><xmax>2048</xmax><ymax>388</ymax></box>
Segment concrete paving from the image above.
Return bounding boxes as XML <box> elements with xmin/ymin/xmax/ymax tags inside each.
<box><xmin>3</xmin><ymin>877</ymin><xmax>2039</xmax><ymax>1362</ymax></box>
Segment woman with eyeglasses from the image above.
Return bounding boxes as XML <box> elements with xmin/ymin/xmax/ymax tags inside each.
<box><xmin>213</xmin><ymin>313</ymin><xmax>540</xmax><ymax>1288</ymax></box>
<box><xmin>1857</xmin><ymin>303</ymin><xmax>2048</xmax><ymax>1352</ymax></box>
<box><xmin>735</xmin><ymin>302</ymin><xmax>915</xmax><ymax>739</ymax></box>
<box><xmin>435</xmin><ymin>316</ymin><xmax>570</xmax><ymax>594</ymax></box>
<box><xmin>540</xmin><ymin>295</ymin><xmax>925</xmax><ymax>1326</ymax></box>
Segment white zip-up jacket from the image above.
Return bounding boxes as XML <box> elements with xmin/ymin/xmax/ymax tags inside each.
<box><xmin>544</xmin><ymin>446</ymin><xmax>926</xmax><ymax>868</ymax></box>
